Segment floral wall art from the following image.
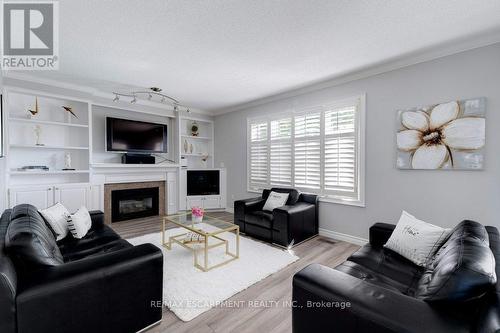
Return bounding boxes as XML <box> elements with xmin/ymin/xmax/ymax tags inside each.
<box><xmin>396</xmin><ymin>97</ymin><xmax>486</xmax><ymax>170</ymax></box>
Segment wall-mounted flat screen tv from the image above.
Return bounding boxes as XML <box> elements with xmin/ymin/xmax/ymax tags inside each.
<box><xmin>106</xmin><ymin>117</ymin><xmax>167</xmax><ymax>153</ymax></box>
<box><xmin>187</xmin><ymin>170</ymin><xmax>220</xmax><ymax>196</ymax></box>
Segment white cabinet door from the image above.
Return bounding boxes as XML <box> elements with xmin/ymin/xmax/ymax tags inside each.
<box><xmin>54</xmin><ymin>184</ymin><xmax>91</xmax><ymax>213</ymax></box>
<box><xmin>203</xmin><ymin>196</ymin><xmax>221</xmax><ymax>209</ymax></box>
<box><xmin>9</xmin><ymin>186</ymin><xmax>54</xmax><ymax>209</ymax></box>
<box><xmin>89</xmin><ymin>184</ymin><xmax>104</xmax><ymax>211</ymax></box>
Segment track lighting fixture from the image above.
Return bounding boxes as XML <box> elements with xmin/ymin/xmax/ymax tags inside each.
<box><xmin>112</xmin><ymin>87</ymin><xmax>179</xmax><ymax>105</ymax></box>
<box><xmin>112</xmin><ymin>87</ymin><xmax>191</xmax><ymax>112</ymax></box>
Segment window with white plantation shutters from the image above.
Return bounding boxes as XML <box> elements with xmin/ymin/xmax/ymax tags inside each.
<box><xmin>247</xmin><ymin>95</ymin><xmax>364</xmax><ymax>205</ymax></box>
<box><xmin>294</xmin><ymin>113</ymin><xmax>321</xmax><ymax>190</ymax></box>
<box><xmin>248</xmin><ymin>122</ymin><xmax>268</xmax><ymax>191</ymax></box>
<box><xmin>270</xmin><ymin>118</ymin><xmax>292</xmax><ymax>186</ymax></box>
<box><xmin>324</xmin><ymin>106</ymin><xmax>357</xmax><ymax>197</ymax></box>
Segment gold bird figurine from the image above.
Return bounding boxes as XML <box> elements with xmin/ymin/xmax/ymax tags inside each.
<box><xmin>28</xmin><ymin>97</ymin><xmax>39</xmax><ymax>116</ymax></box>
<box><xmin>62</xmin><ymin>106</ymin><xmax>78</xmax><ymax>118</ymax></box>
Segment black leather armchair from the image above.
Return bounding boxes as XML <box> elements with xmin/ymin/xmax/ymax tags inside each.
<box><xmin>234</xmin><ymin>188</ymin><xmax>318</xmax><ymax>247</ymax></box>
<box><xmin>1</xmin><ymin>204</ymin><xmax>163</xmax><ymax>333</ymax></box>
<box><xmin>292</xmin><ymin>221</ymin><xmax>500</xmax><ymax>333</ymax></box>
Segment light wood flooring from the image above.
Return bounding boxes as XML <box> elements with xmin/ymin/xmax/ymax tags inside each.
<box><xmin>110</xmin><ymin>212</ymin><xmax>359</xmax><ymax>333</ymax></box>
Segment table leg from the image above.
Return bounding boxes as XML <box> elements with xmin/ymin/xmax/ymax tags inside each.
<box><xmin>204</xmin><ymin>236</ymin><xmax>208</xmax><ymax>271</ymax></box>
<box><xmin>236</xmin><ymin>227</ymin><xmax>240</xmax><ymax>258</ymax></box>
<box><xmin>161</xmin><ymin>218</ymin><xmax>165</xmax><ymax>245</ymax></box>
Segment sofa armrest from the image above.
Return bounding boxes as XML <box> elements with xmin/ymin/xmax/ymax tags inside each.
<box><xmin>234</xmin><ymin>197</ymin><xmax>265</xmax><ymax>218</ymax></box>
<box><xmin>89</xmin><ymin>210</ymin><xmax>104</xmax><ymax>229</ymax></box>
<box><xmin>274</xmin><ymin>202</ymin><xmax>315</xmax><ymax>216</ymax></box>
<box><xmin>369</xmin><ymin>223</ymin><xmax>396</xmax><ymax>248</ymax></box>
<box><xmin>273</xmin><ymin>203</ymin><xmax>316</xmax><ymax>246</ymax></box>
<box><xmin>17</xmin><ymin>244</ymin><xmax>163</xmax><ymax>333</ymax></box>
<box><xmin>292</xmin><ymin>263</ymin><xmax>470</xmax><ymax>333</ymax></box>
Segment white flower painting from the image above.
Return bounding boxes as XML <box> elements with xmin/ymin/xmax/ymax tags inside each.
<box><xmin>397</xmin><ymin>98</ymin><xmax>486</xmax><ymax>170</ymax></box>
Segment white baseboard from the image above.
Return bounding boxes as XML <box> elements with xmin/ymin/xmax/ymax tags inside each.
<box><xmin>319</xmin><ymin>228</ymin><xmax>368</xmax><ymax>246</ymax></box>
<box><xmin>225</xmin><ymin>207</ymin><xmax>234</xmax><ymax>213</ymax></box>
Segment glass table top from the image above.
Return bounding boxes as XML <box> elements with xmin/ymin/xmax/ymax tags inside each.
<box><xmin>163</xmin><ymin>212</ymin><xmax>236</xmax><ymax>235</ymax></box>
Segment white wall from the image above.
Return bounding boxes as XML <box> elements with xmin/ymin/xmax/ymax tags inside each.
<box><xmin>214</xmin><ymin>43</ymin><xmax>500</xmax><ymax>239</ymax></box>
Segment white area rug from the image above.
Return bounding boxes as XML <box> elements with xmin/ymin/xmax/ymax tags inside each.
<box><xmin>127</xmin><ymin>224</ymin><xmax>299</xmax><ymax>321</ymax></box>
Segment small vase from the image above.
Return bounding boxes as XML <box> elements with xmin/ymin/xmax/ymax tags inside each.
<box><xmin>192</xmin><ymin>215</ymin><xmax>203</xmax><ymax>223</ymax></box>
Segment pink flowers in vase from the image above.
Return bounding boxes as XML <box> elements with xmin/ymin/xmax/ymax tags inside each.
<box><xmin>191</xmin><ymin>206</ymin><xmax>204</xmax><ymax>222</ymax></box>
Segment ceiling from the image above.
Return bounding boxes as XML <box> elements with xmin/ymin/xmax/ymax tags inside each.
<box><xmin>14</xmin><ymin>0</ymin><xmax>500</xmax><ymax>113</ymax></box>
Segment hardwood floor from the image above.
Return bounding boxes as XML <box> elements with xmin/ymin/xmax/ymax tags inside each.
<box><xmin>110</xmin><ymin>213</ymin><xmax>359</xmax><ymax>333</ymax></box>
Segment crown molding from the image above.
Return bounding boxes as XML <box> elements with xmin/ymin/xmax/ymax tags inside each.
<box><xmin>212</xmin><ymin>30</ymin><xmax>500</xmax><ymax>116</ymax></box>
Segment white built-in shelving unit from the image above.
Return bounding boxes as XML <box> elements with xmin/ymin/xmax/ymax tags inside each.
<box><xmin>4</xmin><ymin>88</ymin><xmax>91</xmax><ymax>186</ymax></box>
<box><xmin>3</xmin><ymin>88</ymin><xmax>94</xmax><ymax>212</ymax></box>
<box><xmin>178</xmin><ymin>116</ymin><xmax>214</xmax><ymax>169</ymax></box>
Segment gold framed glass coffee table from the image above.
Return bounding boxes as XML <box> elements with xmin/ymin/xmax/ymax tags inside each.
<box><xmin>162</xmin><ymin>213</ymin><xmax>240</xmax><ymax>272</ymax></box>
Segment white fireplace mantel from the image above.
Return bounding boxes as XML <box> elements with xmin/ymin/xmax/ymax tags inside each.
<box><xmin>90</xmin><ymin>163</ymin><xmax>179</xmax><ymax>214</ymax></box>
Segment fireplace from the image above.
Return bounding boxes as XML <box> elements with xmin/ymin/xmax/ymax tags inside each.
<box><xmin>111</xmin><ymin>187</ymin><xmax>159</xmax><ymax>222</ymax></box>
<box><xmin>104</xmin><ymin>181</ymin><xmax>165</xmax><ymax>224</ymax></box>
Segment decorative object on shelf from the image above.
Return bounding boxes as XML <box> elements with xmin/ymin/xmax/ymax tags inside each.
<box><xmin>17</xmin><ymin>165</ymin><xmax>49</xmax><ymax>172</ymax></box>
<box><xmin>201</xmin><ymin>154</ymin><xmax>209</xmax><ymax>167</ymax></box>
<box><xmin>183</xmin><ymin>139</ymin><xmax>189</xmax><ymax>153</ymax></box>
<box><xmin>27</xmin><ymin>97</ymin><xmax>39</xmax><ymax>118</ymax></box>
<box><xmin>33</xmin><ymin>125</ymin><xmax>44</xmax><ymax>146</ymax></box>
<box><xmin>62</xmin><ymin>106</ymin><xmax>78</xmax><ymax>119</ymax></box>
<box><xmin>189</xmin><ymin>143</ymin><xmax>193</xmax><ymax>154</ymax></box>
<box><xmin>191</xmin><ymin>121</ymin><xmax>199</xmax><ymax>136</ymax></box>
<box><xmin>396</xmin><ymin>97</ymin><xmax>486</xmax><ymax>170</ymax></box>
<box><xmin>63</xmin><ymin>152</ymin><xmax>75</xmax><ymax>171</ymax></box>
<box><xmin>191</xmin><ymin>207</ymin><xmax>204</xmax><ymax>223</ymax></box>
<box><xmin>183</xmin><ymin>231</ymin><xmax>204</xmax><ymax>244</ymax></box>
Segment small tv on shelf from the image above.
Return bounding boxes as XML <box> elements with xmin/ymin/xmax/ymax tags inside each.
<box><xmin>187</xmin><ymin>170</ymin><xmax>220</xmax><ymax>196</ymax></box>
<box><xmin>106</xmin><ymin>117</ymin><xmax>167</xmax><ymax>153</ymax></box>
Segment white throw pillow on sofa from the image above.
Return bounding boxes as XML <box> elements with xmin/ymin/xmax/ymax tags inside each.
<box><xmin>263</xmin><ymin>191</ymin><xmax>289</xmax><ymax>211</ymax></box>
<box><xmin>39</xmin><ymin>202</ymin><xmax>70</xmax><ymax>241</ymax></box>
<box><xmin>384</xmin><ymin>211</ymin><xmax>451</xmax><ymax>267</ymax></box>
<box><xmin>67</xmin><ymin>206</ymin><xmax>92</xmax><ymax>239</ymax></box>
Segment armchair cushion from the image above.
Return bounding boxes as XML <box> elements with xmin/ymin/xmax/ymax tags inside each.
<box><xmin>245</xmin><ymin>211</ymin><xmax>273</xmax><ymax>229</ymax></box>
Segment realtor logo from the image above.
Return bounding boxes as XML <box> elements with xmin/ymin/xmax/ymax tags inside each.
<box><xmin>1</xmin><ymin>1</ymin><xmax>59</xmax><ymax>70</ymax></box>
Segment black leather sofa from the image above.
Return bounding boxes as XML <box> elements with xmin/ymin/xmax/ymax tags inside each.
<box><xmin>0</xmin><ymin>204</ymin><xmax>163</xmax><ymax>333</ymax></box>
<box><xmin>293</xmin><ymin>220</ymin><xmax>500</xmax><ymax>333</ymax></box>
<box><xmin>234</xmin><ymin>188</ymin><xmax>318</xmax><ymax>247</ymax></box>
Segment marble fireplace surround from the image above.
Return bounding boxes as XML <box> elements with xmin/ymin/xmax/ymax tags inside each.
<box><xmin>104</xmin><ymin>181</ymin><xmax>165</xmax><ymax>225</ymax></box>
